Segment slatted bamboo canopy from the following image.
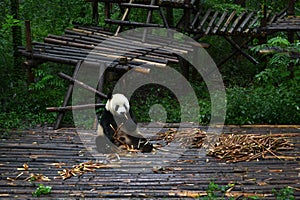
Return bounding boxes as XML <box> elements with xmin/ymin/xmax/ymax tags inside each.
<box><xmin>264</xmin><ymin>15</ymin><xmax>300</xmax><ymax>31</ymax></box>
<box><xmin>19</xmin><ymin>25</ymin><xmax>188</xmax><ymax>70</ymax></box>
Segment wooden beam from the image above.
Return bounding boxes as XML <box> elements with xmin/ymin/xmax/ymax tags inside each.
<box><xmin>212</xmin><ymin>12</ymin><xmax>227</xmax><ymax>34</ymax></box>
<box><xmin>115</xmin><ymin>0</ymin><xmax>133</xmax><ymax>36</ymax></box>
<box><xmin>120</xmin><ymin>3</ymin><xmax>159</xmax><ymax>9</ymax></box>
<box><xmin>224</xmin><ymin>36</ymin><xmax>258</xmax><ymax>65</ymax></box>
<box><xmin>47</xmin><ymin>103</ymin><xmax>105</xmax><ymax>112</ymax></box>
<box><xmin>58</xmin><ymin>72</ymin><xmax>108</xmax><ymax>99</ymax></box>
<box><xmin>106</xmin><ymin>19</ymin><xmax>163</xmax><ymax>28</ymax></box>
<box><xmin>25</xmin><ymin>20</ymin><xmax>32</xmax><ymax>52</ymax></box>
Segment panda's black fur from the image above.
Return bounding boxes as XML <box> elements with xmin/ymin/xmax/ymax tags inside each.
<box><xmin>96</xmin><ymin>93</ymin><xmax>153</xmax><ymax>153</ymax></box>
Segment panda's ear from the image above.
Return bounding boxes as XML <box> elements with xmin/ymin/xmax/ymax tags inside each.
<box><xmin>107</xmin><ymin>92</ymin><xmax>113</xmax><ymax>100</ymax></box>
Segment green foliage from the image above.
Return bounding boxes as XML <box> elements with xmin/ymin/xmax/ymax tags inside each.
<box><xmin>222</xmin><ymin>36</ymin><xmax>299</xmax><ymax>125</ymax></box>
<box><xmin>1</xmin><ymin>14</ymin><xmax>22</xmax><ymax>30</ymax></box>
<box><xmin>130</xmin><ymin>84</ymin><xmax>181</xmax><ymax>123</ymax></box>
<box><xmin>29</xmin><ymin>68</ymin><xmax>64</xmax><ymax>91</ymax></box>
<box><xmin>0</xmin><ymin>0</ymin><xmax>92</xmax><ymax>130</ymax></box>
<box><xmin>273</xmin><ymin>187</ymin><xmax>295</xmax><ymax>200</ymax></box>
<box><xmin>200</xmin><ymin>181</ymin><xmax>235</xmax><ymax>200</ymax></box>
<box><xmin>0</xmin><ymin>63</ymin><xmax>73</xmax><ymax>129</ymax></box>
<box><xmin>226</xmin><ymin>83</ymin><xmax>299</xmax><ymax>124</ymax></box>
<box><xmin>251</xmin><ymin>36</ymin><xmax>300</xmax><ymax>86</ymax></box>
<box><xmin>20</xmin><ymin>0</ymin><xmax>93</xmax><ymax>39</ymax></box>
<box><xmin>32</xmin><ymin>184</ymin><xmax>52</xmax><ymax>197</ymax></box>
<box><xmin>0</xmin><ymin>14</ymin><xmax>21</xmax><ymax>74</ymax></box>
<box><xmin>201</xmin><ymin>0</ymin><xmax>246</xmax><ymax>13</ymax></box>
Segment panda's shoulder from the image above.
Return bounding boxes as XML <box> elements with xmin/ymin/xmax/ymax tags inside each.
<box><xmin>100</xmin><ymin>109</ymin><xmax>114</xmax><ymax>123</ymax></box>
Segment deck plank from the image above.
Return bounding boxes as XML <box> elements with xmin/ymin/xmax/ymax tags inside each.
<box><xmin>0</xmin><ymin>125</ymin><xmax>299</xmax><ymax>199</ymax></box>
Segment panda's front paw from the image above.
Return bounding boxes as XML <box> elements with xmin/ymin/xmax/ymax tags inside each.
<box><xmin>139</xmin><ymin>140</ymin><xmax>153</xmax><ymax>153</ymax></box>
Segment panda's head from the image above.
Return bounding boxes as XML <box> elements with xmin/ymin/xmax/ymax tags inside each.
<box><xmin>105</xmin><ymin>93</ymin><xmax>130</xmax><ymax>117</ymax></box>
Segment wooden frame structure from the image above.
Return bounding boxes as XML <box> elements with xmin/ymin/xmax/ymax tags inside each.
<box><xmin>19</xmin><ymin>24</ymin><xmax>194</xmax><ymax>128</ymax></box>
<box><xmin>87</xmin><ymin>0</ymin><xmax>299</xmax><ymax>66</ymax></box>
<box><xmin>18</xmin><ymin>0</ymin><xmax>299</xmax><ymax>129</ymax></box>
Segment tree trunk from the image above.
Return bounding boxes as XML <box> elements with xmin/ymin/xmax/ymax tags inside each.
<box><xmin>10</xmin><ymin>0</ymin><xmax>22</xmax><ymax>68</ymax></box>
<box><xmin>234</xmin><ymin>0</ymin><xmax>245</xmax><ymax>7</ymax></box>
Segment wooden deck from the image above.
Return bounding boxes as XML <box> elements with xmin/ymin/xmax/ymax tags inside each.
<box><xmin>0</xmin><ymin>125</ymin><xmax>299</xmax><ymax>199</ymax></box>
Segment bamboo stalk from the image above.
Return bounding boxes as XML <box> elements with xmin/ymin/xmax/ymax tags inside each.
<box><xmin>212</xmin><ymin>11</ymin><xmax>227</xmax><ymax>34</ymax></box>
<box><xmin>220</xmin><ymin>11</ymin><xmax>236</xmax><ymax>33</ymax></box>
<box><xmin>196</xmin><ymin>9</ymin><xmax>211</xmax><ymax>31</ymax></box>
<box><xmin>115</xmin><ymin>0</ymin><xmax>134</xmax><ymax>36</ymax></box>
<box><xmin>228</xmin><ymin>12</ymin><xmax>246</xmax><ymax>34</ymax></box>
<box><xmin>204</xmin><ymin>11</ymin><xmax>219</xmax><ymax>35</ymax></box>
<box><xmin>58</xmin><ymin>72</ymin><xmax>108</xmax><ymax>99</ymax></box>
<box><xmin>47</xmin><ymin>103</ymin><xmax>105</xmax><ymax>112</ymax></box>
<box><xmin>25</xmin><ymin>20</ymin><xmax>32</xmax><ymax>52</ymax></box>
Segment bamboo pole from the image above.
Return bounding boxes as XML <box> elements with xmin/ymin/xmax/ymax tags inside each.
<box><xmin>115</xmin><ymin>0</ymin><xmax>134</xmax><ymax>36</ymax></box>
<box><xmin>47</xmin><ymin>103</ymin><xmax>105</xmax><ymax>112</ymax></box>
<box><xmin>58</xmin><ymin>72</ymin><xmax>108</xmax><ymax>99</ymax></box>
<box><xmin>25</xmin><ymin>20</ymin><xmax>32</xmax><ymax>52</ymax></box>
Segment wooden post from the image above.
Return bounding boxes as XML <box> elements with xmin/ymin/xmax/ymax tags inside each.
<box><xmin>115</xmin><ymin>0</ymin><xmax>134</xmax><ymax>36</ymax></box>
<box><xmin>179</xmin><ymin>57</ymin><xmax>189</xmax><ymax>81</ymax></box>
<box><xmin>10</xmin><ymin>0</ymin><xmax>22</xmax><ymax>71</ymax></box>
<box><xmin>287</xmin><ymin>0</ymin><xmax>295</xmax><ymax>43</ymax></box>
<box><xmin>25</xmin><ymin>20</ymin><xmax>32</xmax><ymax>52</ymax></box>
<box><xmin>287</xmin><ymin>0</ymin><xmax>295</xmax><ymax>16</ymax></box>
<box><xmin>105</xmin><ymin>2</ymin><xmax>111</xmax><ymax>19</ymax></box>
<box><xmin>166</xmin><ymin>7</ymin><xmax>174</xmax><ymax>27</ymax></box>
<box><xmin>24</xmin><ymin>20</ymin><xmax>35</xmax><ymax>83</ymax></box>
<box><xmin>92</xmin><ymin>0</ymin><xmax>99</xmax><ymax>25</ymax></box>
<box><xmin>11</xmin><ymin>0</ymin><xmax>21</xmax><ymax>55</ymax></box>
<box><xmin>183</xmin><ymin>0</ymin><xmax>191</xmax><ymax>30</ymax></box>
<box><xmin>261</xmin><ymin>0</ymin><xmax>267</xmax><ymax>28</ymax></box>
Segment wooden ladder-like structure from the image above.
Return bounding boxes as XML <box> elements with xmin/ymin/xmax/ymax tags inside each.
<box><xmin>105</xmin><ymin>0</ymin><xmax>169</xmax><ymax>34</ymax></box>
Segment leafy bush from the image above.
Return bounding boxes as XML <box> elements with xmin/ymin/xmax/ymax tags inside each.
<box><xmin>226</xmin><ymin>83</ymin><xmax>299</xmax><ymax>124</ymax></box>
<box><xmin>32</xmin><ymin>184</ymin><xmax>52</xmax><ymax>197</ymax></box>
<box><xmin>273</xmin><ymin>187</ymin><xmax>295</xmax><ymax>200</ymax></box>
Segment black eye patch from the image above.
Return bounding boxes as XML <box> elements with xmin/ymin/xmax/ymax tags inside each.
<box><xmin>115</xmin><ymin>105</ymin><xmax>119</xmax><ymax>111</ymax></box>
<box><xmin>124</xmin><ymin>104</ymin><xmax>128</xmax><ymax>111</ymax></box>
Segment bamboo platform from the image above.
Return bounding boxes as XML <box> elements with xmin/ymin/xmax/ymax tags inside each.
<box><xmin>18</xmin><ymin>25</ymin><xmax>190</xmax><ymax>70</ymax></box>
<box><xmin>0</xmin><ymin>125</ymin><xmax>299</xmax><ymax>199</ymax></box>
<box><xmin>264</xmin><ymin>15</ymin><xmax>300</xmax><ymax>31</ymax></box>
<box><xmin>188</xmin><ymin>8</ymin><xmax>290</xmax><ymax>36</ymax></box>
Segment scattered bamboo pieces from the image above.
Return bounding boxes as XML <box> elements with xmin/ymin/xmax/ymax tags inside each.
<box><xmin>152</xmin><ymin>165</ymin><xmax>183</xmax><ymax>174</ymax></box>
<box><xmin>17</xmin><ymin>163</ymin><xmax>29</xmax><ymax>171</ymax></box>
<box><xmin>7</xmin><ymin>172</ymin><xmax>47</xmax><ymax>182</ymax></box>
<box><xmin>156</xmin><ymin>128</ymin><xmax>177</xmax><ymax>144</ymax></box>
<box><xmin>156</xmin><ymin>128</ymin><xmax>206</xmax><ymax>146</ymax></box>
<box><xmin>24</xmin><ymin>173</ymin><xmax>51</xmax><ymax>182</ymax></box>
<box><xmin>208</xmin><ymin>134</ymin><xmax>295</xmax><ymax>163</ymax></box>
<box><xmin>110</xmin><ymin>123</ymin><xmax>137</xmax><ymax>152</ymax></box>
<box><xmin>58</xmin><ymin>161</ymin><xmax>108</xmax><ymax>180</ymax></box>
<box><xmin>156</xmin><ymin>129</ymin><xmax>296</xmax><ymax>163</ymax></box>
<box><xmin>192</xmin><ymin>129</ymin><xmax>207</xmax><ymax>148</ymax></box>
<box><xmin>7</xmin><ymin>172</ymin><xmax>24</xmax><ymax>181</ymax></box>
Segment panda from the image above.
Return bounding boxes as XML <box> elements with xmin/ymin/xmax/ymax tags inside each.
<box><xmin>95</xmin><ymin>93</ymin><xmax>153</xmax><ymax>153</ymax></box>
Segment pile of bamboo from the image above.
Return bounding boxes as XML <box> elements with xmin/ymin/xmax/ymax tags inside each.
<box><xmin>156</xmin><ymin>129</ymin><xmax>295</xmax><ymax>163</ymax></box>
<box><xmin>156</xmin><ymin>128</ymin><xmax>207</xmax><ymax>146</ymax></box>
<box><xmin>58</xmin><ymin>161</ymin><xmax>108</xmax><ymax>180</ymax></box>
<box><xmin>207</xmin><ymin>134</ymin><xmax>294</xmax><ymax>163</ymax></box>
